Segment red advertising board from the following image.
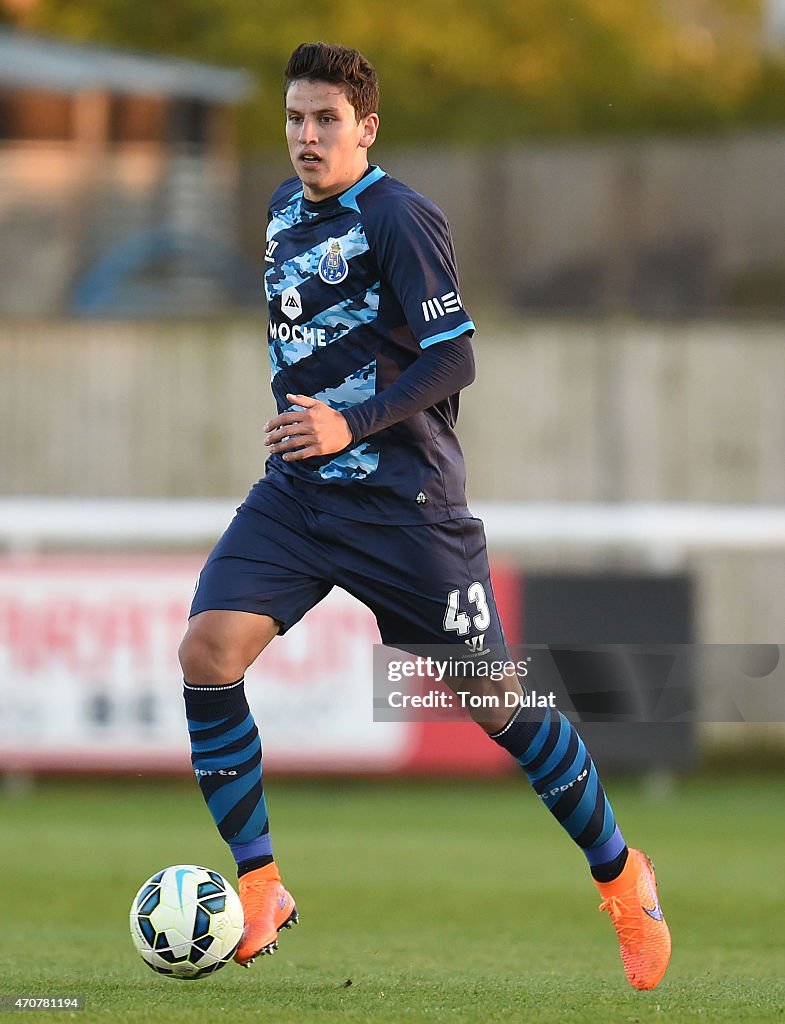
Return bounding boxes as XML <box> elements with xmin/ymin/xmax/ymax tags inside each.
<box><xmin>0</xmin><ymin>555</ymin><xmax>517</xmax><ymax>776</ymax></box>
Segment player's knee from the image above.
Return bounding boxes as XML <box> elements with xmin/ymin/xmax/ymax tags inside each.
<box><xmin>178</xmin><ymin>627</ymin><xmax>248</xmax><ymax>685</ymax></box>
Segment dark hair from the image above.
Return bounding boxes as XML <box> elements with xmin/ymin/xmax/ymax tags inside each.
<box><xmin>284</xmin><ymin>42</ymin><xmax>379</xmax><ymax>121</ymax></box>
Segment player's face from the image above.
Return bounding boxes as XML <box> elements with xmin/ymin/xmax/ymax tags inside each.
<box><xmin>285</xmin><ymin>79</ymin><xmax>378</xmax><ymax>202</ymax></box>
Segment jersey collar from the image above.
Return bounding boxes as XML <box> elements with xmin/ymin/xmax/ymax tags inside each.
<box><xmin>301</xmin><ymin>165</ymin><xmax>386</xmax><ymax>215</ymax></box>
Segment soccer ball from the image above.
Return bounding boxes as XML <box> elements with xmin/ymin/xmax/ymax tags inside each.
<box><xmin>129</xmin><ymin>865</ymin><xmax>244</xmax><ymax>979</ymax></box>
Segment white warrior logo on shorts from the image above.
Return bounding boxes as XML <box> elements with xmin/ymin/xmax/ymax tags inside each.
<box><xmin>318</xmin><ymin>239</ymin><xmax>349</xmax><ymax>284</ymax></box>
<box><xmin>465</xmin><ymin>633</ymin><xmax>490</xmax><ymax>656</ymax></box>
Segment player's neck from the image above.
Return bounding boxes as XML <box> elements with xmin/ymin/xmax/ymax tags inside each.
<box><xmin>301</xmin><ymin>163</ymin><xmax>372</xmax><ymax>204</ymax></box>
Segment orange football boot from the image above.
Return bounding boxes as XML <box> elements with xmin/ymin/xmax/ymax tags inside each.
<box><xmin>596</xmin><ymin>848</ymin><xmax>671</xmax><ymax>990</ymax></box>
<box><xmin>234</xmin><ymin>862</ymin><xmax>298</xmax><ymax>967</ymax></box>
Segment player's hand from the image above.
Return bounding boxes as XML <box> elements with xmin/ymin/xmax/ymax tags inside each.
<box><xmin>264</xmin><ymin>393</ymin><xmax>352</xmax><ymax>461</ymax></box>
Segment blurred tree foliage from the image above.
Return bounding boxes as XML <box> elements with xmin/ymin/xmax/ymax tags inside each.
<box><xmin>17</xmin><ymin>0</ymin><xmax>785</xmax><ymax>149</ymax></box>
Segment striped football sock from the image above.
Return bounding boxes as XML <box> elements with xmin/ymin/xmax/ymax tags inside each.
<box><xmin>490</xmin><ymin>705</ymin><xmax>628</xmax><ymax>881</ymax></box>
<box><xmin>183</xmin><ymin>678</ymin><xmax>273</xmax><ymax>877</ymax></box>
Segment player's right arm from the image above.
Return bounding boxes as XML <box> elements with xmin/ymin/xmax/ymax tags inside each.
<box><xmin>263</xmin><ymin>332</ymin><xmax>474</xmax><ymax>458</ymax></box>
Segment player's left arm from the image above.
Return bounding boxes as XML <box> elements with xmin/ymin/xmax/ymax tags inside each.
<box><xmin>264</xmin><ymin>335</ymin><xmax>474</xmax><ymax>460</ymax></box>
<box><xmin>265</xmin><ymin>189</ymin><xmax>474</xmax><ymax>461</ymax></box>
<box><xmin>340</xmin><ymin>332</ymin><xmax>474</xmax><ymax>442</ymax></box>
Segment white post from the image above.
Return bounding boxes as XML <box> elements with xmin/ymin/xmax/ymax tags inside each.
<box><xmin>763</xmin><ymin>0</ymin><xmax>785</xmax><ymax>47</ymax></box>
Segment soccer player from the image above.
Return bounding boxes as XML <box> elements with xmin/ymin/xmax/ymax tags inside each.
<box><xmin>178</xmin><ymin>41</ymin><xmax>671</xmax><ymax>990</ymax></box>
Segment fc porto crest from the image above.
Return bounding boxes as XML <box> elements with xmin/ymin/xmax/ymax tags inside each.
<box><xmin>318</xmin><ymin>239</ymin><xmax>349</xmax><ymax>284</ymax></box>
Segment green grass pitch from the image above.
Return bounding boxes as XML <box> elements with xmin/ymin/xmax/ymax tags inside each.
<box><xmin>1</xmin><ymin>775</ymin><xmax>783</xmax><ymax>1023</ymax></box>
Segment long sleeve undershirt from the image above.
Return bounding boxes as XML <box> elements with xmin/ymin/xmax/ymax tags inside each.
<box><xmin>341</xmin><ymin>334</ymin><xmax>475</xmax><ymax>444</ymax></box>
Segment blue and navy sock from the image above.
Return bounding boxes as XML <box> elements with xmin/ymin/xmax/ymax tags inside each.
<box><xmin>491</xmin><ymin>705</ymin><xmax>628</xmax><ymax>882</ymax></box>
<box><xmin>183</xmin><ymin>678</ymin><xmax>273</xmax><ymax>877</ymax></box>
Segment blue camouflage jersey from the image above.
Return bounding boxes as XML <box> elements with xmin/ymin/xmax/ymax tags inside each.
<box><xmin>256</xmin><ymin>164</ymin><xmax>476</xmax><ymax>525</ymax></box>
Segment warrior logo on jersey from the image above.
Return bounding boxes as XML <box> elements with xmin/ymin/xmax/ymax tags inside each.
<box><xmin>318</xmin><ymin>239</ymin><xmax>349</xmax><ymax>284</ymax></box>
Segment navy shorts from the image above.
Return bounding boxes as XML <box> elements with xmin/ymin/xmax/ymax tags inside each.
<box><xmin>191</xmin><ymin>478</ymin><xmax>508</xmax><ymax>653</ymax></box>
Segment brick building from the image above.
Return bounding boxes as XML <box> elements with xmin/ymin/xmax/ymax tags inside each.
<box><xmin>0</xmin><ymin>29</ymin><xmax>255</xmax><ymax>315</ymax></box>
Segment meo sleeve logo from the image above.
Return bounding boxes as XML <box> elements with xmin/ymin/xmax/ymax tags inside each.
<box><xmin>421</xmin><ymin>290</ymin><xmax>462</xmax><ymax>322</ymax></box>
<box><xmin>318</xmin><ymin>239</ymin><xmax>349</xmax><ymax>284</ymax></box>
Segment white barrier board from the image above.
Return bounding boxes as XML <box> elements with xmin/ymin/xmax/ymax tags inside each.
<box><xmin>0</xmin><ymin>556</ymin><xmax>410</xmax><ymax>772</ymax></box>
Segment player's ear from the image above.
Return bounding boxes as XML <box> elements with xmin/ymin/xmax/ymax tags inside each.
<box><xmin>358</xmin><ymin>113</ymin><xmax>379</xmax><ymax>150</ymax></box>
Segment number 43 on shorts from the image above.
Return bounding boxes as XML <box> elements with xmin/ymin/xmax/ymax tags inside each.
<box><xmin>443</xmin><ymin>583</ymin><xmax>491</xmax><ymax>636</ymax></box>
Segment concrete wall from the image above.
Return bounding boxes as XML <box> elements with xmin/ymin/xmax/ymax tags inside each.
<box><xmin>2</xmin><ymin>318</ymin><xmax>782</xmax><ymax>505</ymax></box>
<box><xmin>2</xmin><ymin>317</ymin><xmax>784</xmax><ymax>647</ymax></box>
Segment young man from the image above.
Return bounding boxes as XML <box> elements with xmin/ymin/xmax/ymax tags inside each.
<box><xmin>178</xmin><ymin>42</ymin><xmax>671</xmax><ymax>990</ymax></box>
